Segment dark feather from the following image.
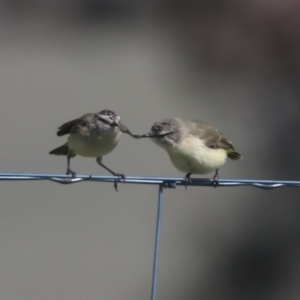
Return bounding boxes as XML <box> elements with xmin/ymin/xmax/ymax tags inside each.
<box><xmin>49</xmin><ymin>143</ymin><xmax>69</xmax><ymax>155</ymax></box>
<box><xmin>227</xmin><ymin>150</ymin><xmax>242</xmax><ymax>160</ymax></box>
<box><xmin>56</xmin><ymin>114</ymin><xmax>93</xmax><ymax>136</ymax></box>
<box><xmin>57</xmin><ymin>118</ymin><xmax>82</xmax><ymax>136</ymax></box>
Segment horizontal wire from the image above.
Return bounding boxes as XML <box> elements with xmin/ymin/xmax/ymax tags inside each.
<box><xmin>1</xmin><ymin>172</ymin><xmax>299</xmax><ymax>300</ymax></box>
<box><xmin>1</xmin><ymin>173</ymin><xmax>300</xmax><ymax>189</ymax></box>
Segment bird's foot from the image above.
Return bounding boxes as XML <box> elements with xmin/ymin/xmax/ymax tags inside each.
<box><xmin>212</xmin><ymin>173</ymin><xmax>219</xmax><ymax>188</ymax></box>
<box><xmin>184</xmin><ymin>173</ymin><xmax>192</xmax><ymax>189</ymax></box>
<box><xmin>66</xmin><ymin>168</ymin><xmax>76</xmax><ymax>178</ymax></box>
<box><xmin>113</xmin><ymin>173</ymin><xmax>126</xmax><ymax>191</ymax></box>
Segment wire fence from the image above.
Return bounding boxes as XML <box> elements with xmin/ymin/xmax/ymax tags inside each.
<box><xmin>2</xmin><ymin>173</ymin><xmax>300</xmax><ymax>188</ymax></box>
<box><xmin>2</xmin><ymin>172</ymin><xmax>300</xmax><ymax>300</ymax></box>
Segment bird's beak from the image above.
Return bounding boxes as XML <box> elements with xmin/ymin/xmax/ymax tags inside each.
<box><xmin>111</xmin><ymin>122</ymin><xmax>119</xmax><ymax>127</ymax></box>
<box><xmin>141</xmin><ymin>131</ymin><xmax>173</xmax><ymax>138</ymax></box>
<box><xmin>140</xmin><ymin>132</ymin><xmax>154</xmax><ymax>138</ymax></box>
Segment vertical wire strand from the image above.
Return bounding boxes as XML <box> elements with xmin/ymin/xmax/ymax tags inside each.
<box><xmin>151</xmin><ymin>184</ymin><xmax>164</xmax><ymax>300</ymax></box>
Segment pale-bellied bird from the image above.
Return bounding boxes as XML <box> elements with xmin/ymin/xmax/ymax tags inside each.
<box><xmin>49</xmin><ymin>109</ymin><xmax>138</xmax><ymax>190</ymax></box>
<box><xmin>141</xmin><ymin>117</ymin><xmax>241</xmax><ymax>186</ymax></box>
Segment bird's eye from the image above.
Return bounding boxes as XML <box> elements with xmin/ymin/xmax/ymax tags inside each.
<box><xmin>152</xmin><ymin>125</ymin><xmax>161</xmax><ymax>132</ymax></box>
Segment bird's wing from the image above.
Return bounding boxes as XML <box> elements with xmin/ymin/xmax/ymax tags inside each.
<box><xmin>56</xmin><ymin>114</ymin><xmax>92</xmax><ymax>136</ymax></box>
<box><xmin>188</xmin><ymin>120</ymin><xmax>241</xmax><ymax>159</ymax></box>
<box><xmin>187</xmin><ymin>120</ymin><xmax>235</xmax><ymax>150</ymax></box>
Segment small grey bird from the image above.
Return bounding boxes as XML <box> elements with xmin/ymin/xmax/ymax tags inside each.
<box><xmin>49</xmin><ymin>110</ymin><xmax>138</xmax><ymax>190</ymax></box>
<box><xmin>141</xmin><ymin>117</ymin><xmax>241</xmax><ymax>186</ymax></box>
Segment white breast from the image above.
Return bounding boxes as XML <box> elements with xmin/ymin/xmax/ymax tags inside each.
<box><xmin>68</xmin><ymin>128</ymin><xmax>122</xmax><ymax>157</ymax></box>
<box><xmin>167</xmin><ymin>135</ymin><xmax>227</xmax><ymax>174</ymax></box>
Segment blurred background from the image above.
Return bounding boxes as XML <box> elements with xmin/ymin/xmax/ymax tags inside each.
<box><xmin>1</xmin><ymin>1</ymin><xmax>300</xmax><ymax>299</ymax></box>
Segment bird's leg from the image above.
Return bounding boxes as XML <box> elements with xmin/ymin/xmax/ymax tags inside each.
<box><xmin>100</xmin><ymin>162</ymin><xmax>125</xmax><ymax>191</ymax></box>
<box><xmin>213</xmin><ymin>169</ymin><xmax>219</xmax><ymax>187</ymax></box>
<box><xmin>66</xmin><ymin>155</ymin><xmax>76</xmax><ymax>177</ymax></box>
<box><xmin>96</xmin><ymin>157</ymin><xmax>125</xmax><ymax>191</ymax></box>
<box><xmin>184</xmin><ymin>173</ymin><xmax>192</xmax><ymax>189</ymax></box>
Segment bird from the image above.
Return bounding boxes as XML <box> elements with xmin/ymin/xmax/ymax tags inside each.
<box><xmin>140</xmin><ymin>117</ymin><xmax>241</xmax><ymax>186</ymax></box>
<box><xmin>49</xmin><ymin>109</ymin><xmax>138</xmax><ymax>190</ymax></box>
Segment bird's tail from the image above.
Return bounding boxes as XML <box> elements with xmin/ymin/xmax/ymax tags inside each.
<box><xmin>227</xmin><ymin>149</ymin><xmax>242</xmax><ymax>160</ymax></box>
<box><xmin>49</xmin><ymin>143</ymin><xmax>69</xmax><ymax>156</ymax></box>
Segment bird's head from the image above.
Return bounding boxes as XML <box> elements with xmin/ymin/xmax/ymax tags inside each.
<box><xmin>140</xmin><ymin>118</ymin><xmax>181</xmax><ymax>146</ymax></box>
<box><xmin>97</xmin><ymin>110</ymin><xmax>121</xmax><ymax>127</ymax></box>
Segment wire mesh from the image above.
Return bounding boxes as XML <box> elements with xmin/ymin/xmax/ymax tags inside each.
<box><xmin>1</xmin><ymin>173</ymin><xmax>300</xmax><ymax>189</ymax></box>
<box><xmin>2</xmin><ymin>172</ymin><xmax>300</xmax><ymax>300</ymax></box>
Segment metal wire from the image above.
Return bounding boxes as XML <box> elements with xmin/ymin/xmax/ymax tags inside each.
<box><xmin>1</xmin><ymin>173</ymin><xmax>300</xmax><ymax>189</ymax></box>
<box><xmin>2</xmin><ymin>172</ymin><xmax>300</xmax><ymax>300</ymax></box>
<box><xmin>151</xmin><ymin>184</ymin><xmax>164</xmax><ymax>300</ymax></box>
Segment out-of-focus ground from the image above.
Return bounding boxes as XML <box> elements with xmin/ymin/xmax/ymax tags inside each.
<box><xmin>1</xmin><ymin>1</ymin><xmax>300</xmax><ymax>299</ymax></box>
